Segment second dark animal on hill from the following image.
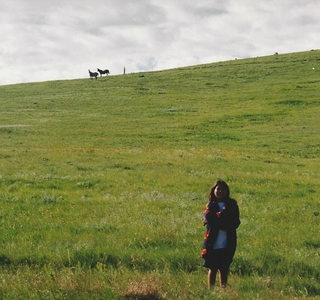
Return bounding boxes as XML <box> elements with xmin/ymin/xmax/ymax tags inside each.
<box><xmin>97</xmin><ymin>68</ymin><xmax>110</xmax><ymax>76</ymax></box>
<box><xmin>88</xmin><ymin>69</ymin><xmax>98</xmax><ymax>80</ymax></box>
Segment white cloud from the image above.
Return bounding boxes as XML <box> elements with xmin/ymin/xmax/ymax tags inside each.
<box><xmin>0</xmin><ymin>0</ymin><xmax>319</xmax><ymax>85</ymax></box>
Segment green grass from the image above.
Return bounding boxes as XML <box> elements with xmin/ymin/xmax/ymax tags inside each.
<box><xmin>0</xmin><ymin>50</ymin><xmax>320</xmax><ymax>299</ymax></box>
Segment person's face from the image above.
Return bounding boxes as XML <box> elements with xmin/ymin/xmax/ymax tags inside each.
<box><xmin>214</xmin><ymin>185</ymin><xmax>227</xmax><ymax>200</ymax></box>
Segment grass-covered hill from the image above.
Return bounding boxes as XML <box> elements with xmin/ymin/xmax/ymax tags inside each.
<box><xmin>0</xmin><ymin>50</ymin><xmax>319</xmax><ymax>299</ymax></box>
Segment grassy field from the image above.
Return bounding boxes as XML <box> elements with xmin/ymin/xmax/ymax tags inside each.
<box><xmin>0</xmin><ymin>50</ymin><xmax>320</xmax><ymax>299</ymax></box>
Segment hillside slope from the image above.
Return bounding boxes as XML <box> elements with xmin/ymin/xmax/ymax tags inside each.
<box><xmin>0</xmin><ymin>50</ymin><xmax>319</xmax><ymax>299</ymax></box>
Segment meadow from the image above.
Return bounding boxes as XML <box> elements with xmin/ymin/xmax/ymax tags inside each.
<box><xmin>0</xmin><ymin>50</ymin><xmax>319</xmax><ymax>299</ymax></box>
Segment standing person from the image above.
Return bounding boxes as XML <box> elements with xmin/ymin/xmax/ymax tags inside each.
<box><xmin>200</xmin><ymin>179</ymin><xmax>240</xmax><ymax>288</ymax></box>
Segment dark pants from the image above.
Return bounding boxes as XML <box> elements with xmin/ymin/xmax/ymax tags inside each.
<box><xmin>203</xmin><ymin>248</ymin><xmax>230</xmax><ymax>286</ymax></box>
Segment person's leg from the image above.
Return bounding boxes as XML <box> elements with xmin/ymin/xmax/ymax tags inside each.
<box><xmin>219</xmin><ymin>267</ymin><xmax>229</xmax><ymax>288</ymax></box>
<box><xmin>208</xmin><ymin>268</ymin><xmax>217</xmax><ymax>288</ymax></box>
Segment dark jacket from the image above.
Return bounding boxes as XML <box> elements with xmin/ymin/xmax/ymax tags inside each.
<box><xmin>201</xmin><ymin>198</ymin><xmax>240</xmax><ymax>264</ymax></box>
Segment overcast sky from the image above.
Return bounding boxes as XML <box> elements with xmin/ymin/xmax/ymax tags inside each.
<box><xmin>0</xmin><ymin>0</ymin><xmax>319</xmax><ymax>86</ymax></box>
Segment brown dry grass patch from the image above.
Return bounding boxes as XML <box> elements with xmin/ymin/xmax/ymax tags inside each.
<box><xmin>123</xmin><ymin>274</ymin><xmax>166</xmax><ymax>300</ymax></box>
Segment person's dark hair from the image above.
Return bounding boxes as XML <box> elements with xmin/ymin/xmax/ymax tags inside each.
<box><xmin>209</xmin><ymin>179</ymin><xmax>230</xmax><ymax>202</ymax></box>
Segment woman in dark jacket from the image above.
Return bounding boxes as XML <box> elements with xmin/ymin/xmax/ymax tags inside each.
<box><xmin>200</xmin><ymin>179</ymin><xmax>240</xmax><ymax>288</ymax></box>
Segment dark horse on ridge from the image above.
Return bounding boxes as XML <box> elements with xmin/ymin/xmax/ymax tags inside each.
<box><xmin>97</xmin><ymin>68</ymin><xmax>110</xmax><ymax>76</ymax></box>
<box><xmin>88</xmin><ymin>69</ymin><xmax>99</xmax><ymax>80</ymax></box>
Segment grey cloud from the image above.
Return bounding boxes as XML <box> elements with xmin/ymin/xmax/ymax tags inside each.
<box><xmin>184</xmin><ymin>1</ymin><xmax>229</xmax><ymax>17</ymax></box>
<box><xmin>137</xmin><ymin>57</ymin><xmax>158</xmax><ymax>71</ymax></box>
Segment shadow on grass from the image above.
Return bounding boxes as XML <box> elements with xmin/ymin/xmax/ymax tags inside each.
<box><xmin>0</xmin><ymin>254</ymin><xmax>11</xmax><ymax>266</ymax></box>
<box><xmin>231</xmin><ymin>255</ymin><xmax>320</xmax><ymax>296</ymax></box>
<box><xmin>3</xmin><ymin>250</ymin><xmax>320</xmax><ymax>296</ymax></box>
